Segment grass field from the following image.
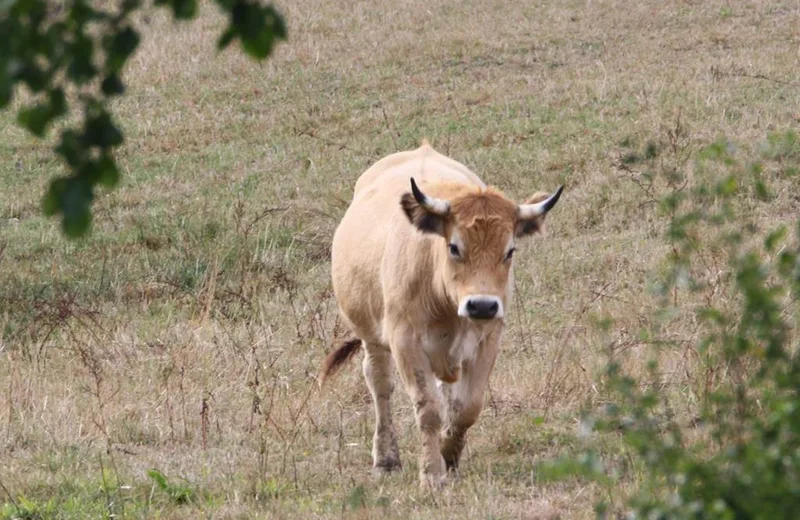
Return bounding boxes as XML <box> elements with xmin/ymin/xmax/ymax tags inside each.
<box><xmin>1</xmin><ymin>0</ymin><xmax>799</xmax><ymax>518</ymax></box>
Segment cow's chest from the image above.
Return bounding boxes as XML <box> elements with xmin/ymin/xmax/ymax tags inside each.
<box><xmin>420</xmin><ymin>322</ymin><xmax>483</xmax><ymax>383</ymax></box>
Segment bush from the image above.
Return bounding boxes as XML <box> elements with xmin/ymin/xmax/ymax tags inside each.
<box><xmin>551</xmin><ymin>131</ymin><xmax>800</xmax><ymax>519</ymax></box>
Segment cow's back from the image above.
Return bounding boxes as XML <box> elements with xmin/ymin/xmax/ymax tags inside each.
<box><xmin>332</xmin><ymin>144</ymin><xmax>485</xmax><ymax>343</ymax></box>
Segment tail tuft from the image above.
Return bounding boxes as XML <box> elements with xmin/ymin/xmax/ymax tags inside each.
<box><xmin>320</xmin><ymin>338</ymin><xmax>362</xmax><ymax>384</ymax></box>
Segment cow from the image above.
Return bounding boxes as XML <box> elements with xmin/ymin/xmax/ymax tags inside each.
<box><xmin>322</xmin><ymin>141</ymin><xmax>563</xmax><ymax>488</ymax></box>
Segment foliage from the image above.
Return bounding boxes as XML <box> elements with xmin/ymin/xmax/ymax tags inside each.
<box><xmin>548</xmin><ymin>130</ymin><xmax>800</xmax><ymax>519</ymax></box>
<box><xmin>1</xmin><ymin>495</ymin><xmax>58</xmax><ymax>519</ymax></box>
<box><xmin>0</xmin><ymin>0</ymin><xmax>285</xmax><ymax>237</ymax></box>
<box><xmin>147</xmin><ymin>469</ymin><xmax>196</xmax><ymax>505</ymax></box>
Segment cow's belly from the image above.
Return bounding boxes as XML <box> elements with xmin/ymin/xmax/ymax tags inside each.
<box><xmin>421</xmin><ymin>322</ymin><xmax>484</xmax><ymax>383</ymax></box>
<box><xmin>331</xmin><ymin>217</ymin><xmax>387</xmax><ymax>344</ymax></box>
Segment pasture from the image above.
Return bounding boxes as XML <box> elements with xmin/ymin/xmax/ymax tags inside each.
<box><xmin>1</xmin><ymin>0</ymin><xmax>799</xmax><ymax>517</ymax></box>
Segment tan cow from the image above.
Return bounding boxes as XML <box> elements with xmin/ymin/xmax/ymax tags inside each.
<box><xmin>322</xmin><ymin>142</ymin><xmax>562</xmax><ymax>488</ymax></box>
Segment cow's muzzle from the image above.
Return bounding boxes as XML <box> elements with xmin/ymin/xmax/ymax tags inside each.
<box><xmin>458</xmin><ymin>295</ymin><xmax>504</xmax><ymax>320</ymax></box>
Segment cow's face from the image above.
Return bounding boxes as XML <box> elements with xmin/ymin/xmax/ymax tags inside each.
<box><xmin>401</xmin><ymin>179</ymin><xmax>563</xmax><ymax>321</ymax></box>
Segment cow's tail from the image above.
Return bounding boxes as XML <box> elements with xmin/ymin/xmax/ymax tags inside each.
<box><xmin>320</xmin><ymin>338</ymin><xmax>362</xmax><ymax>385</ymax></box>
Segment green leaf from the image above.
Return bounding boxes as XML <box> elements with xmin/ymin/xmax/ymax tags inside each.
<box><xmin>42</xmin><ymin>178</ymin><xmax>66</xmax><ymax>217</ymax></box>
<box><xmin>230</xmin><ymin>2</ymin><xmax>286</xmax><ymax>59</ymax></box>
<box><xmin>171</xmin><ymin>0</ymin><xmax>197</xmax><ymax>19</ymax></box>
<box><xmin>18</xmin><ymin>62</ymin><xmax>48</xmax><ymax>92</ymax></box>
<box><xmin>217</xmin><ymin>27</ymin><xmax>235</xmax><ymax>50</ymax></box>
<box><xmin>43</xmin><ymin>176</ymin><xmax>93</xmax><ymax>238</ymax></box>
<box><xmin>96</xmin><ymin>154</ymin><xmax>120</xmax><ymax>187</ymax></box>
<box><xmin>49</xmin><ymin>88</ymin><xmax>66</xmax><ymax>115</ymax></box>
<box><xmin>764</xmin><ymin>226</ymin><xmax>786</xmax><ymax>253</ymax></box>
<box><xmin>55</xmin><ymin>129</ymin><xmax>84</xmax><ymax>168</ymax></box>
<box><xmin>777</xmin><ymin>251</ymin><xmax>796</xmax><ymax>277</ymax></box>
<box><xmin>106</xmin><ymin>26</ymin><xmax>140</xmax><ymax>73</ymax></box>
<box><xmin>60</xmin><ymin>176</ymin><xmax>94</xmax><ymax>238</ymax></box>
<box><xmin>17</xmin><ymin>88</ymin><xmax>66</xmax><ymax>137</ymax></box>
<box><xmin>0</xmin><ymin>74</ymin><xmax>12</xmax><ymax>108</ymax></box>
<box><xmin>67</xmin><ymin>34</ymin><xmax>97</xmax><ymax>83</ymax></box>
<box><xmin>753</xmin><ymin>179</ymin><xmax>770</xmax><ymax>201</ymax></box>
<box><xmin>716</xmin><ymin>175</ymin><xmax>737</xmax><ymax>197</ymax></box>
<box><xmin>101</xmin><ymin>74</ymin><xmax>125</xmax><ymax>96</ymax></box>
<box><xmin>68</xmin><ymin>0</ymin><xmax>100</xmax><ymax>25</ymax></box>
<box><xmin>18</xmin><ymin>104</ymin><xmax>52</xmax><ymax>136</ymax></box>
<box><xmin>147</xmin><ymin>470</ymin><xmax>169</xmax><ymax>491</ymax></box>
<box><xmin>120</xmin><ymin>0</ymin><xmax>141</xmax><ymax>13</ymax></box>
<box><xmin>155</xmin><ymin>0</ymin><xmax>197</xmax><ymax>19</ymax></box>
<box><xmin>84</xmin><ymin>108</ymin><xmax>123</xmax><ymax>148</ymax></box>
<box><xmin>63</xmin><ymin>204</ymin><xmax>92</xmax><ymax>237</ymax></box>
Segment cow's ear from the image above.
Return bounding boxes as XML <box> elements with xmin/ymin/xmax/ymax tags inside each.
<box><xmin>516</xmin><ymin>186</ymin><xmax>563</xmax><ymax>238</ymax></box>
<box><xmin>401</xmin><ymin>178</ymin><xmax>450</xmax><ymax>236</ymax></box>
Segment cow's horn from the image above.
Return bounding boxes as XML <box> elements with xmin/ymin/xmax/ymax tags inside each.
<box><xmin>518</xmin><ymin>185</ymin><xmax>564</xmax><ymax>220</ymax></box>
<box><xmin>410</xmin><ymin>178</ymin><xmax>450</xmax><ymax>216</ymax></box>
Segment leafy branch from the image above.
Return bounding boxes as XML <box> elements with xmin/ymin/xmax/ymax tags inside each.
<box><xmin>1</xmin><ymin>0</ymin><xmax>285</xmax><ymax>237</ymax></box>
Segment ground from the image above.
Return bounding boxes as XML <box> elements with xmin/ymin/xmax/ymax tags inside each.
<box><xmin>1</xmin><ymin>0</ymin><xmax>799</xmax><ymax>518</ymax></box>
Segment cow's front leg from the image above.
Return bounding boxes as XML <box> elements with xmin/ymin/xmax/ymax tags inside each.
<box><xmin>441</xmin><ymin>328</ymin><xmax>501</xmax><ymax>471</ymax></box>
<box><xmin>391</xmin><ymin>328</ymin><xmax>446</xmax><ymax>488</ymax></box>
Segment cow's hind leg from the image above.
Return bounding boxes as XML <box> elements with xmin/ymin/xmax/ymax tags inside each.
<box><xmin>441</xmin><ymin>328</ymin><xmax>501</xmax><ymax>472</ymax></box>
<box><xmin>363</xmin><ymin>342</ymin><xmax>401</xmax><ymax>473</ymax></box>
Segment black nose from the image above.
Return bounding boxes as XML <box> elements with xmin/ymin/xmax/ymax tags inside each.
<box><xmin>466</xmin><ymin>298</ymin><xmax>499</xmax><ymax>320</ymax></box>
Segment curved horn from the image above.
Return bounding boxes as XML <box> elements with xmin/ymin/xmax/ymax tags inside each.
<box><xmin>410</xmin><ymin>177</ymin><xmax>450</xmax><ymax>216</ymax></box>
<box><xmin>518</xmin><ymin>185</ymin><xmax>564</xmax><ymax>220</ymax></box>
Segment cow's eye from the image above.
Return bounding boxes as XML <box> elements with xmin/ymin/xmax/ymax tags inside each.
<box><xmin>448</xmin><ymin>243</ymin><xmax>461</xmax><ymax>258</ymax></box>
<box><xmin>505</xmin><ymin>248</ymin><xmax>516</xmax><ymax>261</ymax></box>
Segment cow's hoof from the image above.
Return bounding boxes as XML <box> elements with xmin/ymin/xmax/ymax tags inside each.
<box><xmin>372</xmin><ymin>458</ymin><xmax>402</xmax><ymax>475</ymax></box>
<box><xmin>445</xmin><ymin>464</ymin><xmax>461</xmax><ymax>481</ymax></box>
<box><xmin>443</xmin><ymin>456</ymin><xmax>459</xmax><ymax>473</ymax></box>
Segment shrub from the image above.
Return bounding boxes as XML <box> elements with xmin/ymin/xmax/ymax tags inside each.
<box><xmin>552</xmin><ymin>131</ymin><xmax>800</xmax><ymax>519</ymax></box>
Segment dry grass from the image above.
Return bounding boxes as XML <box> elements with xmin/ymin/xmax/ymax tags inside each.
<box><xmin>1</xmin><ymin>0</ymin><xmax>799</xmax><ymax>517</ymax></box>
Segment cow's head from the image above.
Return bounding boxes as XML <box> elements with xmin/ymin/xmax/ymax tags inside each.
<box><xmin>401</xmin><ymin>178</ymin><xmax>562</xmax><ymax>321</ymax></box>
